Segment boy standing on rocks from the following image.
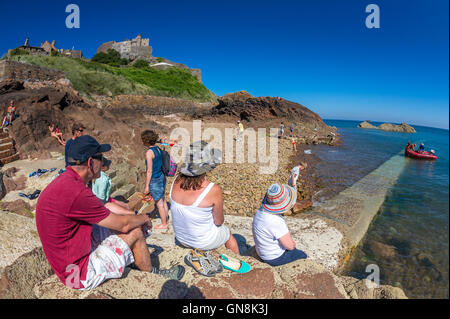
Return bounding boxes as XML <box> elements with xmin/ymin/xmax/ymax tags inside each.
<box><xmin>36</xmin><ymin>135</ymin><xmax>184</xmax><ymax>290</ymax></box>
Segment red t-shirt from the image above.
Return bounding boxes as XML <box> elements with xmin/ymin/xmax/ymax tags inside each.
<box><xmin>36</xmin><ymin>166</ymin><xmax>110</xmax><ymax>288</ymax></box>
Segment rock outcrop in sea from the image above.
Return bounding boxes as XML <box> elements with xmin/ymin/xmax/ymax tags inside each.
<box><xmin>357</xmin><ymin>121</ymin><xmax>377</xmax><ymax>129</ymax></box>
<box><xmin>357</xmin><ymin>121</ymin><xmax>416</xmax><ymax>133</ymax></box>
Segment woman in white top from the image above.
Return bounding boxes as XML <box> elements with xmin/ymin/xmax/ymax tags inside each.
<box><xmin>170</xmin><ymin>141</ymin><xmax>240</xmax><ymax>254</ymax></box>
<box><xmin>252</xmin><ymin>164</ymin><xmax>307</xmax><ymax>266</ymax></box>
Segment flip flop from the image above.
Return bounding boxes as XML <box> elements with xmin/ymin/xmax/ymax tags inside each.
<box><xmin>219</xmin><ymin>254</ymin><xmax>251</xmax><ymax>274</ymax></box>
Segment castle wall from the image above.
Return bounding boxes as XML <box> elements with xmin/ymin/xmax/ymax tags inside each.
<box><xmin>0</xmin><ymin>61</ymin><xmax>66</xmax><ymax>82</ymax></box>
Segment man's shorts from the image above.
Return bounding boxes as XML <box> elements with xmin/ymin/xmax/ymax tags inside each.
<box><xmin>149</xmin><ymin>174</ymin><xmax>167</xmax><ymax>201</ymax></box>
<box><xmin>80</xmin><ymin>225</ymin><xmax>134</xmax><ymax>290</ymax></box>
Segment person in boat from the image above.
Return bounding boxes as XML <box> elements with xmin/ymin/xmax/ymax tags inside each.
<box><xmin>170</xmin><ymin>141</ymin><xmax>240</xmax><ymax>255</ymax></box>
<box><xmin>418</xmin><ymin>143</ymin><xmax>425</xmax><ymax>152</ymax></box>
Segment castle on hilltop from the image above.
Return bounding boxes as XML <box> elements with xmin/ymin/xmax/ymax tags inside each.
<box><xmin>97</xmin><ymin>34</ymin><xmax>153</xmax><ymax>62</ymax></box>
<box><xmin>97</xmin><ymin>34</ymin><xmax>201</xmax><ymax>82</ymax></box>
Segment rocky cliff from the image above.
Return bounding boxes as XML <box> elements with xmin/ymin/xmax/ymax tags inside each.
<box><xmin>195</xmin><ymin>91</ymin><xmax>339</xmax><ymax>146</ymax></box>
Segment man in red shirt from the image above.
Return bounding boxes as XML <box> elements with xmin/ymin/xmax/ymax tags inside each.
<box><xmin>36</xmin><ymin>135</ymin><xmax>184</xmax><ymax>290</ymax></box>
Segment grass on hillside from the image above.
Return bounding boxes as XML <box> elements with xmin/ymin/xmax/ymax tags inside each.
<box><xmin>9</xmin><ymin>55</ymin><xmax>216</xmax><ymax>102</ymax></box>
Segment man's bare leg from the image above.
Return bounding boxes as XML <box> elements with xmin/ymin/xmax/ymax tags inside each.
<box><xmin>117</xmin><ymin>227</ymin><xmax>152</xmax><ymax>272</ymax></box>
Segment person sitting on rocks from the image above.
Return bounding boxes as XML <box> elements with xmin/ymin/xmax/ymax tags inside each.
<box><xmin>65</xmin><ymin>123</ymin><xmax>85</xmax><ymax>167</ymax></box>
<box><xmin>170</xmin><ymin>141</ymin><xmax>240</xmax><ymax>255</ymax></box>
<box><xmin>1</xmin><ymin>100</ymin><xmax>16</xmax><ymax>128</ymax></box>
<box><xmin>35</xmin><ymin>135</ymin><xmax>185</xmax><ymax>290</ymax></box>
<box><xmin>252</xmin><ymin>167</ymin><xmax>307</xmax><ymax>266</ymax></box>
<box><xmin>92</xmin><ymin>157</ymin><xmax>112</xmax><ymax>204</ymax></box>
<box><xmin>48</xmin><ymin>123</ymin><xmax>66</xmax><ymax>146</ymax></box>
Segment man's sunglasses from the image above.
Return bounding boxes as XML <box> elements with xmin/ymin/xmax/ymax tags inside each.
<box><xmin>91</xmin><ymin>154</ymin><xmax>103</xmax><ymax>161</ymax></box>
<box><xmin>78</xmin><ymin>129</ymin><xmax>84</xmax><ymax>132</ymax></box>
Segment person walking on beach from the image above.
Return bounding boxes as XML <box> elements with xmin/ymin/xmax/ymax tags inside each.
<box><xmin>291</xmin><ymin>135</ymin><xmax>297</xmax><ymax>152</ymax></box>
<box><xmin>141</xmin><ymin>129</ymin><xmax>169</xmax><ymax>230</ymax></box>
<box><xmin>65</xmin><ymin>123</ymin><xmax>85</xmax><ymax>167</ymax></box>
<box><xmin>36</xmin><ymin>135</ymin><xmax>185</xmax><ymax>290</ymax></box>
<box><xmin>170</xmin><ymin>141</ymin><xmax>240</xmax><ymax>255</ymax></box>
<box><xmin>236</xmin><ymin>120</ymin><xmax>244</xmax><ymax>141</ymax></box>
<box><xmin>279</xmin><ymin>122</ymin><xmax>285</xmax><ymax>139</ymax></box>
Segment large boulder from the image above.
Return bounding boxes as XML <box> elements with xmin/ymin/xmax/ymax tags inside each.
<box><xmin>357</xmin><ymin>121</ymin><xmax>377</xmax><ymax>129</ymax></box>
<box><xmin>377</xmin><ymin>123</ymin><xmax>416</xmax><ymax>133</ymax></box>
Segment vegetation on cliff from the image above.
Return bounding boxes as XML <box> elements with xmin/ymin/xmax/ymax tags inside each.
<box><xmin>8</xmin><ymin>55</ymin><xmax>216</xmax><ymax>102</ymax></box>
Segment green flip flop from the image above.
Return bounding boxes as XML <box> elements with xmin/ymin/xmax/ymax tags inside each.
<box><xmin>219</xmin><ymin>254</ymin><xmax>251</xmax><ymax>274</ymax></box>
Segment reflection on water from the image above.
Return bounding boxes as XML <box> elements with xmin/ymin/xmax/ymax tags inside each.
<box><xmin>310</xmin><ymin>120</ymin><xmax>449</xmax><ymax>299</ymax></box>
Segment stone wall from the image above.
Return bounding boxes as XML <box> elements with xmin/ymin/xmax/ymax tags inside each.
<box><xmin>0</xmin><ymin>61</ymin><xmax>66</xmax><ymax>82</ymax></box>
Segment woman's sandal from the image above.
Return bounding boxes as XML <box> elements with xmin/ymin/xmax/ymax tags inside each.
<box><xmin>204</xmin><ymin>250</ymin><xmax>223</xmax><ymax>274</ymax></box>
<box><xmin>219</xmin><ymin>254</ymin><xmax>251</xmax><ymax>274</ymax></box>
<box><xmin>184</xmin><ymin>249</ymin><xmax>217</xmax><ymax>277</ymax></box>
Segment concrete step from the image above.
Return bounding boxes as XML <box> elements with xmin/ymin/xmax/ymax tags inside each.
<box><xmin>0</xmin><ymin>148</ymin><xmax>15</xmax><ymax>158</ymax></box>
<box><xmin>0</xmin><ymin>137</ymin><xmax>13</xmax><ymax>144</ymax></box>
<box><xmin>0</xmin><ymin>142</ymin><xmax>14</xmax><ymax>152</ymax></box>
<box><xmin>108</xmin><ymin>169</ymin><xmax>117</xmax><ymax>179</ymax></box>
<box><xmin>110</xmin><ymin>176</ymin><xmax>125</xmax><ymax>194</ymax></box>
<box><xmin>111</xmin><ymin>184</ymin><xmax>136</xmax><ymax>201</ymax></box>
<box><xmin>0</xmin><ymin>153</ymin><xmax>20</xmax><ymax>165</ymax></box>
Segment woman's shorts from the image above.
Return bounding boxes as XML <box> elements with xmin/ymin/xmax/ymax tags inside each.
<box><xmin>176</xmin><ymin>225</ymin><xmax>231</xmax><ymax>251</ymax></box>
<box><xmin>149</xmin><ymin>174</ymin><xmax>167</xmax><ymax>201</ymax></box>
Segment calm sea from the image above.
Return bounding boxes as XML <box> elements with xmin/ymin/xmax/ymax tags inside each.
<box><xmin>307</xmin><ymin>119</ymin><xmax>449</xmax><ymax>299</ymax></box>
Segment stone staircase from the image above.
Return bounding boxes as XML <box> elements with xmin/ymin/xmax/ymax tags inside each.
<box><xmin>0</xmin><ymin>128</ymin><xmax>20</xmax><ymax>165</ymax></box>
<box><xmin>108</xmin><ymin>169</ymin><xmax>136</xmax><ymax>200</ymax></box>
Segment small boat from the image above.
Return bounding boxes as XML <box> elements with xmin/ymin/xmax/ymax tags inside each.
<box><xmin>405</xmin><ymin>147</ymin><xmax>437</xmax><ymax>160</ymax></box>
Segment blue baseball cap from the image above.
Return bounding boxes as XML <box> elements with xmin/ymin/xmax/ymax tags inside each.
<box><xmin>67</xmin><ymin>135</ymin><xmax>111</xmax><ymax>165</ymax></box>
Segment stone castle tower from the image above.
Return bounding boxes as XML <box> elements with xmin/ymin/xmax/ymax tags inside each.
<box><xmin>97</xmin><ymin>34</ymin><xmax>153</xmax><ymax>62</ymax></box>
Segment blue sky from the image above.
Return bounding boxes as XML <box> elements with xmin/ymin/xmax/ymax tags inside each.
<box><xmin>1</xmin><ymin>0</ymin><xmax>448</xmax><ymax>129</ymax></box>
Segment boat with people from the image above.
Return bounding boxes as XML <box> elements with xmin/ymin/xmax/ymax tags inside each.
<box><xmin>404</xmin><ymin>143</ymin><xmax>438</xmax><ymax>160</ymax></box>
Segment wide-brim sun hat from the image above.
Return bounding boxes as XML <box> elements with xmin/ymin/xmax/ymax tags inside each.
<box><xmin>179</xmin><ymin>140</ymin><xmax>222</xmax><ymax>177</ymax></box>
<box><xmin>261</xmin><ymin>183</ymin><xmax>297</xmax><ymax>214</ymax></box>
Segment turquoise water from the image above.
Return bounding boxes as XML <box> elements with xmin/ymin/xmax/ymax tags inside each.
<box><xmin>309</xmin><ymin>120</ymin><xmax>449</xmax><ymax>299</ymax></box>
